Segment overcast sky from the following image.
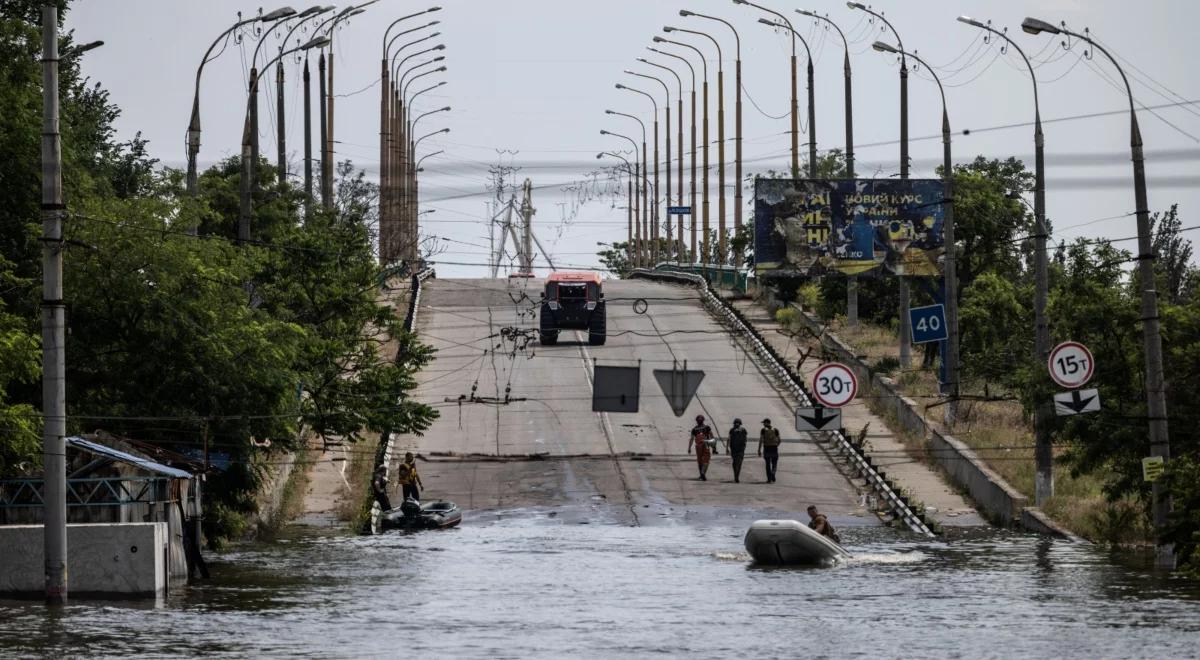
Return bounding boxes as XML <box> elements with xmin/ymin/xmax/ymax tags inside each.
<box><xmin>68</xmin><ymin>0</ymin><xmax>1200</xmax><ymax>277</ymax></box>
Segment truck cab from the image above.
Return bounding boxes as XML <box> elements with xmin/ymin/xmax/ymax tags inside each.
<box><xmin>539</xmin><ymin>272</ymin><xmax>606</xmax><ymax>346</ymax></box>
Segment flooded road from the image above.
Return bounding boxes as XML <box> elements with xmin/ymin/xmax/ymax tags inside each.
<box><xmin>2</xmin><ymin>509</ymin><xmax>1198</xmax><ymax>658</ymax></box>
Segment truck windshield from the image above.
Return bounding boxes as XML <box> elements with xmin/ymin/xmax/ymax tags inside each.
<box><xmin>558</xmin><ymin>284</ymin><xmax>587</xmax><ymax>302</ymax></box>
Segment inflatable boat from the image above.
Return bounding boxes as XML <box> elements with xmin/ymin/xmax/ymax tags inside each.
<box><xmin>743</xmin><ymin>519</ymin><xmax>851</xmax><ymax>565</ymax></box>
<box><xmin>382</xmin><ymin>499</ymin><xmax>462</xmax><ymax>531</ymax></box>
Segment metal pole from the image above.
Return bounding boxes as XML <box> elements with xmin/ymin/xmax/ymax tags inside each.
<box><xmin>653</xmin><ymin>118</ymin><xmax>660</xmax><ymax>264</ymax></box>
<box><xmin>806</xmin><ymin>57</ymin><xmax>816</xmax><ymax>178</ymax></box>
<box><xmin>249</xmin><ymin>67</ymin><xmax>260</xmax><ymax>190</ymax></box>
<box><xmin>679</xmin><ymin>96</ymin><xmax>685</xmax><ymax>259</ymax></box>
<box><xmin>324</xmin><ymin>48</ymin><xmax>335</xmax><ymax>207</ymax></box>
<box><xmin>379</xmin><ymin>59</ymin><xmax>390</xmax><ymax>263</ymax></box>
<box><xmin>691</xmin><ymin>87</ymin><xmax>697</xmax><ymax>261</ymax></box>
<box><xmin>717</xmin><ymin>66</ymin><xmax>727</xmax><ymax>262</ymax></box>
<box><xmin>642</xmin><ymin>138</ymin><xmax>649</xmax><ymax>266</ymax></box>
<box><xmin>702</xmin><ymin>78</ymin><xmax>710</xmax><ymax>262</ymax></box>
<box><xmin>303</xmin><ymin>56</ymin><xmax>313</xmax><ymax>212</ymax></box>
<box><xmin>276</xmin><ymin>60</ymin><xmax>286</xmax><ymax>180</ymax></box>
<box><xmin>40</xmin><ymin>3</ymin><xmax>67</xmax><ymax>606</ymax></box>
<box><xmin>318</xmin><ymin>52</ymin><xmax>329</xmax><ymax>208</ymax></box>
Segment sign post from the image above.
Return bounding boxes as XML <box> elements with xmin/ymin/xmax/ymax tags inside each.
<box><xmin>811</xmin><ymin>363</ymin><xmax>858</xmax><ymax>409</ymax></box>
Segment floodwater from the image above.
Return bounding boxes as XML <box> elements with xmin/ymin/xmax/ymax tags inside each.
<box><xmin>2</xmin><ymin>509</ymin><xmax>1198</xmax><ymax>659</ymax></box>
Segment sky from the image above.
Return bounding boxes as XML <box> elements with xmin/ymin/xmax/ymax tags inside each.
<box><xmin>67</xmin><ymin>0</ymin><xmax>1200</xmax><ymax>278</ymax></box>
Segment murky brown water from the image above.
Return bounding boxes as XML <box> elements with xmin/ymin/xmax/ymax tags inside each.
<box><xmin>2</xmin><ymin>508</ymin><xmax>1198</xmax><ymax>658</ymax></box>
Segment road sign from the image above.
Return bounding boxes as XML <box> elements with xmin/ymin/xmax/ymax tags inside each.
<box><xmin>667</xmin><ymin>206</ymin><xmax>692</xmax><ymax>215</ymax></box>
<box><xmin>652</xmin><ymin>367</ymin><xmax>705</xmax><ymax>417</ymax></box>
<box><xmin>1048</xmin><ymin>341</ymin><xmax>1095</xmax><ymax>389</ymax></box>
<box><xmin>1054</xmin><ymin>388</ymin><xmax>1100</xmax><ymax>416</ymax></box>
<box><xmin>1142</xmin><ymin>456</ymin><xmax>1165</xmax><ymax>482</ymax></box>
<box><xmin>592</xmin><ymin>365</ymin><xmax>640</xmax><ymax>413</ymax></box>
<box><xmin>795</xmin><ymin>407</ymin><xmax>842</xmax><ymax>432</ymax></box>
<box><xmin>908</xmin><ymin>304</ymin><xmax>948</xmax><ymax>344</ymax></box>
<box><xmin>811</xmin><ymin>363</ymin><xmax>858</xmax><ymax>408</ymax></box>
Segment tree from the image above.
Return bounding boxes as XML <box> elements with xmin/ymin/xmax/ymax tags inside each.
<box><xmin>1150</xmin><ymin>204</ymin><xmax>1193</xmax><ymax>304</ymax></box>
<box><xmin>597</xmin><ymin>241</ymin><xmax>632</xmax><ymax>278</ymax></box>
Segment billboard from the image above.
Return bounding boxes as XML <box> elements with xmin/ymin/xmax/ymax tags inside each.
<box><xmin>754</xmin><ymin>178</ymin><xmax>946</xmax><ymax>278</ymax></box>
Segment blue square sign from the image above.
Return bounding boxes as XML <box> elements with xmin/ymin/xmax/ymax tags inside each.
<box><xmin>909</xmin><ymin>304</ymin><xmax>948</xmax><ymax>344</ymax></box>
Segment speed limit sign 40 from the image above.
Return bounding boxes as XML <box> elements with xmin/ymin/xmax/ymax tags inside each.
<box><xmin>812</xmin><ymin>363</ymin><xmax>858</xmax><ymax>408</ymax></box>
<box><xmin>1048</xmin><ymin>341</ymin><xmax>1095</xmax><ymax>389</ymax></box>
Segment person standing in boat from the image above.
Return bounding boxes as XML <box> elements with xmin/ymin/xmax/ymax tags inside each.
<box><xmin>727</xmin><ymin>418</ymin><xmax>748</xmax><ymax>483</ymax></box>
<box><xmin>371</xmin><ymin>465</ymin><xmax>392</xmax><ymax>511</ymax></box>
<box><xmin>396</xmin><ymin>452</ymin><xmax>424</xmax><ymax>502</ymax></box>
<box><xmin>757</xmin><ymin>418</ymin><xmax>782</xmax><ymax>483</ymax></box>
<box><xmin>807</xmin><ymin>505</ymin><xmax>842</xmax><ymax>543</ymax></box>
<box><xmin>687</xmin><ymin>415</ymin><xmax>714</xmax><ymax>481</ymax></box>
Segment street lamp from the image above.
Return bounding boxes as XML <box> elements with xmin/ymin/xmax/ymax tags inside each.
<box><xmin>667</xmin><ymin>23</ymin><xmax>729</xmax><ymax>263</ymax></box>
<box><xmin>606</xmin><ymin>111</ymin><xmax>648</xmax><ymax>266</ymax></box>
<box><xmin>239</xmin><ymin>35</ymin><xmax>330</xmax><ymax>244</ymax></box>
<box><xmin>654</xmin><ymin>35</ymin><xmax>708</xmax><ymax>262</ymax></box>
<box><xmin>957</xmin><ymin>15</ymin><xmax>1053</xmax><ymax>507</ymax></box>
<box><xmin>733</xmin><ymin>0</ymin><xmax>800</xmax><ymax>179</ymax></box>
<box><xmin>649</xmin><ymin>46</ymin><xmax>697</xmax><ymax>261</ymax></box>
<box><xmin>871</xmin><ymin>40</ymin><xmax>959</xmax><ymax>434</ymax></box>
<box><xmin>602</xmin><ymin>129</ymin><xmax>650</xmax><ymax>266</ymax></box>
<box><xmin>187</xmin><ymin>6</ymin><xmax>296</xmax><ymax>212</ymax></box>
<box><xmin>757</xmin><ymin>19</ymin><xmax>816</xmax><ymax>179</ymax></box>
<box><xmin>273</xmin><ymin>7</ymin><xmax>336</xmax><ymax>180</ymax></box>
<box><xmin>616</xmin><ymin>83</ymin><xmax>660</xmax><ymax>264</ymax></box>
<box><xmin>1022</xmin><ymin>16</ymin><xmax>1172</xmax><ymax>569</ymax></box>
<box><xmin>627</xmin><ymin>69</ymin><xmax>673</xmax><ymax>260</ymax></box>
<box><xmin>400</xmin><ymin>63</ymin><xmax>446</xmax><ymax>260</ymax></box>
<box><xmin>681</xmin><ymin>9</ymin><xmax>744</xmax><ymax>245</ymax></box>
<box><xmin>598</xmin><ymin>151</ymin><xmax>636</xmax><ymax>266</ymax></box>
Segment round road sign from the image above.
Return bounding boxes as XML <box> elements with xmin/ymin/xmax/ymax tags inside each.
<box><xmin>812</xmin><ymin>362</ymin><xmax>858</xmax><ymax>408</ymax></box>
<box><xmin>1048</xmin><ymin>341</ymin><xmax>1095</xmax><ymax>389</ymax></box>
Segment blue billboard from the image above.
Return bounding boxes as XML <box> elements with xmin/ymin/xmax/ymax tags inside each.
<box><xmin>754</xmin><ymin>178</ymin><xmax>946</xmax><ymax>278</ymax></box>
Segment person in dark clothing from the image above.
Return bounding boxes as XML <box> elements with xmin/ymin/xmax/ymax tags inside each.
<box><xmin>757</xmin><ymin>418</ymin><xmax>782</xmax><ymax>483</ymax></box>
<box><xmin>371</xmin><ymin>465</ymin><xmax>392</xmax><ymax>511</ymax></box>
<box><xmin>688</xmin><ymin>415</ymin><xmax>715</xmax><ymax>480</ymax></box>
<box><xmin>807</xmin><ymin>505</ymin><xmax>842</xmax><ymax>544</ymax></box>
<box><xmin>396</xmin><ymin>452</ymin><xmax>424</xmax><ymax>502</ymax></box>
<box><xmin>727</xmin><ymin>418</ymin><xmax>749</xmax><ymax>483</ymax></box>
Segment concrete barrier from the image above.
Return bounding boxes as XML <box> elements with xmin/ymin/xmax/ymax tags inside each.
<box><xmin>0</xmin><ymin>523</ymin><xmax>168</xmax><ymax>598</ymax></box>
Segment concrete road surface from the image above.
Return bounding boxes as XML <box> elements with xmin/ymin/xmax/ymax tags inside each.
<box><xmin>394</xmin><ymin>278</ymin><xmax>868</xmax><ymax>527</ymax></box>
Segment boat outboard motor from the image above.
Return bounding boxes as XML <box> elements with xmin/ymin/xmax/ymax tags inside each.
<box><xmin>400</xmin><ymin>497</ymin><xmax>422</xmax><ymax>518</ymax></box>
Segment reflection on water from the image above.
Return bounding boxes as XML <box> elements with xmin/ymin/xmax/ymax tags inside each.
<box><xmin>2</xmin><ymin>507</ymin><xmax>1198</xmax><ymax>658</ymax></box>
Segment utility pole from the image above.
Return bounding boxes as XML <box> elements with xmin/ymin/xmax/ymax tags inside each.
<box><xmin>379</xmin><ymin>58</ymin><xmax>390</xmax><ymax>264</ymax></box>
<box><xmin>41</xmin><ymin>3</ymin><xmax>68</xmax><ymax>605</ymax></box>
<box><xmin>303</xmin><ymin>56</ymin><xmax>314</xmax><ymax>212</ymax></box>
<box><xmin>324</xmin><ymin>47</ymin><xmax>335</xmax><ymax>208</ymax></box>
<box><xmin>520</xmin><ymin>179</ymin><xmax>535</xmax><ymax>274</ymax></box>
<box><xmin>318</xmin><ymin>52</ymin><xmax>329</xmax><ymax>209</ymax></box>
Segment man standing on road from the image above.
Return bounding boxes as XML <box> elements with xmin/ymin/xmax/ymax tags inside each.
<box><xmin>757</xmin><ymin>418</ymin><xmax>781</xmax><ymax>483</ymax></box>
<box><xmin>728</xmin><ymin>418</ymin><xmax>748</xmax><ymax>483</ymax></box>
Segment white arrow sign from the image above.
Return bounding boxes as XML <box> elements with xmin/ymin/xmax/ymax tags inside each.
<box><xmin>795</xmin><ymin>407</ymin><xmax>843</xmax><ymax>432</ymax></box>
<box><xmin>1054</xmin><ymin>388</ymin><xmax>1101</xmax><ymax>416</ymax></box>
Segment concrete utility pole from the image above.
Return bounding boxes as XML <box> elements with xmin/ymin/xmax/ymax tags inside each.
<box><xmin>627</xmin><ymin>70</ymin><xmax>672</xmax><ymax>260</ymax></box>
<box><xmin>318</xmin><ymin>51</ymin><xmax>328</xmax><ymax>209</ymax></box>
<box><xmin>736</xmin><ymin>0</ymin><xmax>799</xmax><ymax>179</ymax></box>
<box><xmin>799</xmin><ymin>9</ymin><xmax>857</xmax><ymax>324</ymax></box>
<box><xmin>957</xmin><ymin>16</ymin><xmax>1052</xmax><ymax>503</ymax></box>
<box><xmin>1022</xmin><ymin>17</ymin><xmax>1173</xmax><ymax>569</ymax></box>
<box><xmin>853</xmin><ymin>2</ymin><xmax>912</xmax><ymax>369</ymax></box>
<box><xmin>638</xmin><ymin>57</ymin><xmax>685</xmax><ymax>260</ymax></box>
<box><xmin>520</xmin><ymin>179</ymin><xmax>535</xmax><ymax>274</ymax></box>
<box><xmin>617</xmin><ymin>84</ymin><xmax>659</xmax><ymax>265</ymax></box>
<box><xmin>40</xmin><ymin>3</ymin><xmax>67</xmax><ymax>606</ymax></box>
<box><xmin>649</xmin><ymin>47</ymin><xmax>696</xmax><ymax>262</ymax></box>
<box><xmin>303</xmin><ymin>56</ymin><xmax>313</xmax><ymax>211</ymax></box>
<box><xmin>276</xmin><ymin>7</ymin><xmax>335</xmax><ymax>182</ymax></box>
<box><xmin>757</xmin><ymin>20</ymin><xmax>816</xmax><ymax>180</ymax></box>
<box><xmin>656</xmin><ymin>35</ymin><xmax>708</xmax><ymax>262</ymax></box>
<box><xmin>598</xmin><ymin>152</ymin><xmax>635</xmax><ymax>265</ymax></box>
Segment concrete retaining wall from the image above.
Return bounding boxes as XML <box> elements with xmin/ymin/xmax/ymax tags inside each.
<box><xmin>0</xmin><ymin>523</ymin><xmax>168</xmax><ymax>598</ymax></box>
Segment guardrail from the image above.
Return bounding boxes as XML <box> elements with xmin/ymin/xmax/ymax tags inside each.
<box><xmin>630</xmin><ymin>268</ymin><xmax>935</xmax><ymax>537</ymax></box>
<box><xmin>364</xmin><ymin>267</ymin><xmax>435</xmax><ymax>534</ymax></box>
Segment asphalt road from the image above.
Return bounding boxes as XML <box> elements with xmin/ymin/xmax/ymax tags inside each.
<box><xmin>398</xmin><ymin>277</ymin><xmax>867</xmax><ymax>526</ymax></box>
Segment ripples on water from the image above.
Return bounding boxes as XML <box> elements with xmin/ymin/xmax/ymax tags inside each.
<box><xmin>1</xmin><ymin>508</ymin><xmax>1198</xmax><ymax>659</ymax></box>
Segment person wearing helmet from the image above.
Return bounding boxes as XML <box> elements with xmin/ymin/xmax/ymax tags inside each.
<box><xmin>727</xmin><ymin>418</ymin><xmax>749</xmax><ymax>483</ymax></box>
<box><xmin>757</xmin><ymin>418</ymin><xmax>782</xmax><ymax>483</ymax></box>
<box><xmin>687</xmin><ymin>414</ymin><xmax>715</xmax><ymax>481</ymax></box>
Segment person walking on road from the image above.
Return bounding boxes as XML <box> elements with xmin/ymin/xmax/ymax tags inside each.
<box><xmin>687</xmin><ymin>415</ymin><xmax>714</xmax><ymax>481</ymax></box>
<box><xmin>757</xmin><ymin>418</ymin><xmax>782</xmax><ymax>483</ymax></box>
<box><xmin>371</xmin><ymin>465</ymin><xmax>392</xmax><ymax>511</ymax></box>
<box><xmin>396</xmin><ymin>452</ymin><xmax>424</xmax><ymax>502</ymax></box>
<box><xmin>728</xmin><ymin>418</ymin><xmax>748</xmax><ymax>483</ymax></box>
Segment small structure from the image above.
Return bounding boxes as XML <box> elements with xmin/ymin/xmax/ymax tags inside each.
<box><xmin>0</xmin><ymin>434</ymin><xmax>205</xmax><ymax>594</ymax></box>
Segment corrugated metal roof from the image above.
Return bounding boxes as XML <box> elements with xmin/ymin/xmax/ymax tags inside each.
<box><xmin>66</xmin><ymin>437</ymin><xmax>193</xmax><ymax>479</ymax></box>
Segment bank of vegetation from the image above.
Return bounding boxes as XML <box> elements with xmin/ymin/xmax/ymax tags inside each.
<box><xmin>0</xmin><ymin>2</ymin><xmax>437</xmax><ymax>544</ymax></box>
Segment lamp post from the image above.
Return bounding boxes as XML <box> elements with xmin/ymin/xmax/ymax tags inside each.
<box><xmin>319</xmin><ymin>4</ymin><xmax>373</xmax><ymax>208</ymax></box>
<box><xmin>240</xmin><ymin>36</ymin><xmax>330</xmax><ymax>244</ymax></box>
<box><xmin>666</xmin><ymin>24</ymin><xmax>727</xmax><ymax>264</ymax></box>
<box><xmin>852</xmin><ymin>2</ymin><xmax>913</xmax><ymax>368</ymax></box>
<box><xmin>654</xmin><ymin>36</ymin><xmax>708</xmax><ymax>262</ymax></box>
<box><xmin>275</xmin><ymin>6</ymin><xmax>334</xmax><ymax>182</ymax></box>
<box><xmin>639</xmin><ymin>57</ymin><xmax>685</xmax><ymax>262</ymax></box>
<box><xmin>599</xmin><ymin>151</ymin><xmax>636</xmax><ymax>268</ymax></box>
<box><xmin>627</xmin><ymin>70</ymin><xmax>672</xmax><ymax>260</ymax></box>
<box><xmin>682</xmin><ymin>10</ymin><xmax>743</xmax><ymax>249</ymax></box>
<box><xmin>957</xmin><ymin>16</ymin><xmax>1052</xmax><ymax>506</ymax></box>
<box><xmin>616</xmin><ymin>84</ymin><xmax>660</xmax><ymax>265</ymax></box>
<box><xmin>606</xmin><ymin>112</ymin><xmax>648</xmax><ymax>266</ymax></box>
<box><xmin>734</xmin><ymin>0</ymin><xmax>799</xmax><ymax>179</ymax></box>
<box><xmin>188</xmin><ymin>7</ymin><xmax>296</xmax><ymax>210</ymax></box>
<box><xmin>757</xmin><ymin>19</ymin><xmax>816</xmax><ymax>178</ymax></box>
<box><xmin>799</xmin><ymin>8</ymin><xmax>857</xmax><ymax>324</ymax></box>
<box><xmin>1022</xmin><ymin>17</ymin><xmax>1172</xmax><ymax>569</ymax></box>
<box><xmin>649</xmin><ymin>47</ymin><xmax>695</xmax><ymax>262</ymax></box>
<box><xmin>602</xmin><ymin>130</ymin><xmax>648</xmax><ymax>267</ymax></box>
<box><xmin>401</xmin><ymin>65</ymin><xmax>447</xmax><ymax>261</ymax></box>
<box><xmin>390</xmin><ymin>41</ymin><xmax>444</xmax><ymax>260</ymax></box>
<box><xmin>871</xmin><ymin>40</ymin><xmax>959</xmax><ymax>432</ymax></box>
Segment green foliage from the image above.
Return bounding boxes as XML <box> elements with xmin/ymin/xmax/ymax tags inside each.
<box><xmin>0</xmin><ymin>255</ymin><xmax>39</xmax><ymax>473</ymax></box>
<box><xmin>774</xmin><ymin>307</ymin><xmax>798</xmax><ymax>327</ymax></box>
<box><xmin>958</xmin><ymin>272</ymin><xmax>1032</xmax><ymax>383</ymax></box>
<box><xmin>794</xmin><ymin>283</ymin><xmax>820</xmax><ymax>311</ymax></box>
<box><xmin>597</xmin><ymin>241</ymin><xmax>633</xmax><ymax>278</ymax></box>
<box><xmin>1164</xmin><ymin>457</ymin><xmax>1200</xmax><ymax>575</ymax></box>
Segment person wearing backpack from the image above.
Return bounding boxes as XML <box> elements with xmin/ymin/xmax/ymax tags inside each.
<box><xmin>727</xmin><ymin>418</ymin><xmax>749</xmax><ymax>483</ymax></box>
<box><xmin>687</xmin><ymin>415</ymin><xmax>714</xmax><ymax>481</ymax></box>
<box><xmin>757</xmin><ymin>418</ymin><xmax>782</xmax><ymax>483</ymax></box>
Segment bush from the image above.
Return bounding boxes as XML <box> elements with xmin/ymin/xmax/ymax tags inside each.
<box><xmin>795</xmin><ymin>283</ymin><xmax>820</xmax><ymax>311</ymax></box>
<box><xmin>774</xmin><ymin>307</ymin><xmax>799</xmax><ymax>327</ymax></box>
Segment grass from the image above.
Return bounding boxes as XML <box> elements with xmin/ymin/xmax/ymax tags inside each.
<box><xmin>779</xmin><ymin>299</ymin><xmax>1126</xmax><ymax>543</ymax></box>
